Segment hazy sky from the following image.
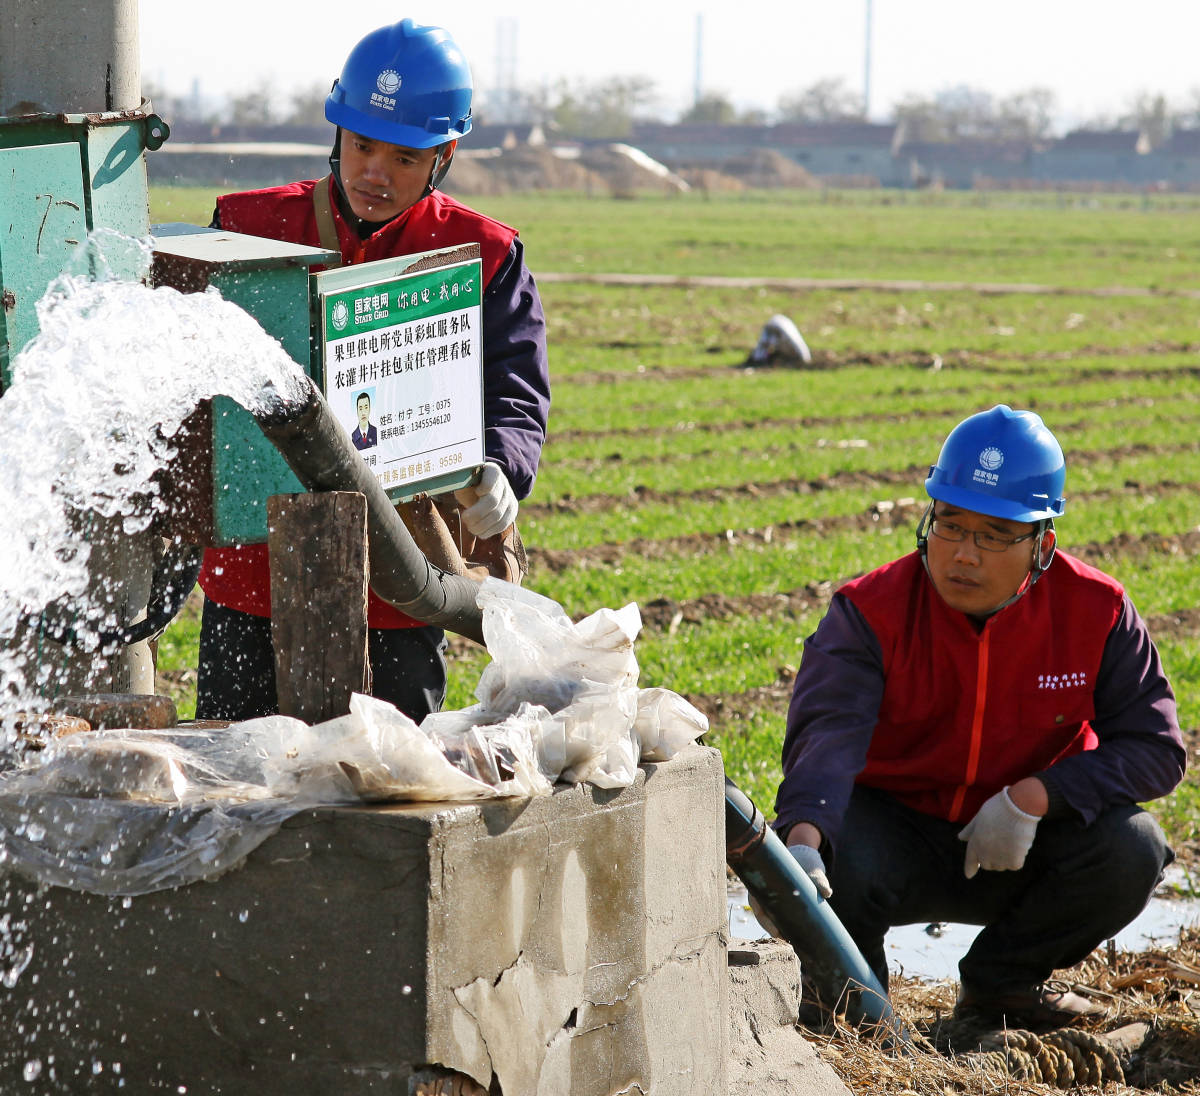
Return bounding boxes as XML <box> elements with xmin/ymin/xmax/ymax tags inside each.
<box><xmin>139</xmin><ymin>1</ymin><xmax>1199</xmax><ymax>130</ymax></box>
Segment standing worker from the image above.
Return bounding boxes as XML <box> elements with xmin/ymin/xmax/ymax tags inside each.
<box><xmin>196</xmin><ymin>19</ymin><xmax>550</xmax><ymax>723</ymax></box>
<box><xmin>772</xmin><ymin>405</ymin><xmax>1185</xmax><ymax>1028</ymax></box>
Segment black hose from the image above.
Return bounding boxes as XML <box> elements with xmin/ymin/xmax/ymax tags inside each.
<box><xmin>724</xmin><ymin>777</ymin><xmax>910</xmax><ymax>1046</ymax></box>
<box><xmin>120</xmin><ymin>543</ymin><xmax>203</xmax><ymax>644</ymax></box>
<box><xmin>251</xmin><ymin>378</ymin><xmax>487</xmax><ymax>645</ymax></box>
<box><xmin>25</xmin><ymin>542</ymin><xmax>202</xmax><ymax>650</ymax></box>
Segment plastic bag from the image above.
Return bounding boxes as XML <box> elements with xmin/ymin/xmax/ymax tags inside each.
<box><xmin>552</xmin><ymin>681</ymin><xmax>640</xmax><ymax>788</ymax></box>
<box><xmin>0</xmin><ymin>582</ymin><xmax>708</xmax><ymax>895</ymax></box>
<box><xmin>0</xmin><ymin>728</ymin><xmax>295</xmax><ymax>895</ymax></box>
<box><xmin>472</xmin><ymin>579</ymin><xmax>646</xmax><ymax>787</ymax></box>
<box><xmin>421</xmin><ymin>704</ymin><xmax>551</xmax><ymax>798</ymax></box>
<box><xmin>474</xmin><ymin>580</ymin><xmax>641</xmax><ymax>715</ymax></box>
<box><xmin>4</xmin><ymin>728</ymin><xmax>279</xmax><ymax>806</ymax></box>
<box><xmin>259</xmin><ymin>696</ymin><xmax>500</xmax><ymax>803</ymax></box>
<box><xmin>634</xmin><ymin>688</ymin><xmax>710</xmax><ymax>762</ymax></box>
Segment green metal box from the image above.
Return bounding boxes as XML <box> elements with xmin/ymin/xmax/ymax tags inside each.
<box><xmin>0</xmin><ymin>110</ymin><xmax>167</xmax><ymax>388</ymax></box>
<box><xmin>150</xmin><ymin>224</ymin><xmax>336</xmax><ymax>547</ymax></box>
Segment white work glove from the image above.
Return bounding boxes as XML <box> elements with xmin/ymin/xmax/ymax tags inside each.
<box><xmin>454</xmin><ymin>462</ymin><xmax>518</xmax><ymax>539</ymax></box>
<box><xmin>958</xmin><ymin>787</ymin><xmax>1041</xmax><ymax>879</ymax></box>
<box><xmin>789</xmin><ymin>843</ymin><xmax>834</xmax><ymax>899</ymax></box>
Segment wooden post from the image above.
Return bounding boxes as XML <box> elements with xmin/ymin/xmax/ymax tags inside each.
<box><xmin>267</xmin><ymin>492</ymin><xmax>369</xmax><ymax>723</ymax></box>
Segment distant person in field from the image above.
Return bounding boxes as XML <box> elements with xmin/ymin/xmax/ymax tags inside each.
<box><xmin>772</xmin><ymin>405</ymin><xmax>1184</xmax><ymax>1029</ymax></box>
<box><xmin>351</xmin><ymin>391</ymin><xmax>378</xmax><ymax>450</ymax></box>
<box><xmin>196</xmin><ymin>18</ymin><xmax>550</xmax><ymax>724</ymax></box>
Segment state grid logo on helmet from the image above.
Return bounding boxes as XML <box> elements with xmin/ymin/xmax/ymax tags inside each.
<box><xmin>978</xmin><ymin>447</ymin><xmax>1003</xmax><ymax>471</ymax></box>
<box><xmin>973</xmin><ymin>445</ymin><xmax>1004</xmax><ymax>488</ymax></box>
<box><xmin>371</xmin><ymin>69</ymin><xmax>401</xmax><ymax>112</ymax></box>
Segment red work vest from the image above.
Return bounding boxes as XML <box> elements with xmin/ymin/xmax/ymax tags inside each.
<box><xmin>841</xmin><ymin>550</ymin><xmax>1122</xmax><ymax>823</ymax></box>
<box><xmin>198</xmin><ymin>181</ymin><xmax>517</xmax><ymax>627</ymax></box>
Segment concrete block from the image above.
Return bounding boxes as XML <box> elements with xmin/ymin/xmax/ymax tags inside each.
<box><xmin>727</xmin><ymin>939</ymin><xmax>853</xmax><ymax>1096</ymax></box>
<box><xmin>0</xmin><ymin>744</ymin><xmax>727</xmax><ymax>1094</ymax></box>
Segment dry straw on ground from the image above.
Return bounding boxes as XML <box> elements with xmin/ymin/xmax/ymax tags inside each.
<box><xmin>809</xmin><ymin>926</ymin><xmax>1200</xmax><ymax>1094</ymax></box>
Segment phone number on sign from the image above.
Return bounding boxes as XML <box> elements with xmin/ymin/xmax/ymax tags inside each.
<box><xmin>412</xmin><ymin>413</ymin><xmax>451</xmax><ymax>431</ymax></box>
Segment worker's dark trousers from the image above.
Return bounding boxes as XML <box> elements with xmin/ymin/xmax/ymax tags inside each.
<box><xmin>196</xmin><ymin>599</ymin><xmax>448</xmax><ymax>724</ymax></box>
<box><xmin>827</xmin><ymin>785</ymin><xmax>1173</xmax><ymax>994</ymax></box>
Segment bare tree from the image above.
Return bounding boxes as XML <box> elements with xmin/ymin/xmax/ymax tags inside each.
<box><xmin>284</xmin><ymin>82</ymin><xmax>331</xmax><ymax>126</ymax></box>
<box><xmin>1077</xmin><ymin>90</ymin><xmax>1177</xmax><ymax>143</ymax></box>
<box><xmin>227</xmin><ymin>80</ymin><xmax>279</xmax><ymax>126</ymax></box>
<box><xmin>1118</xmin><ymin>91</ymin><xmax>1172</xmax><ymax>146</ymax></box>
<box><xmin>777</xmin><ymin>77</ymin><xmax>865</xmax><ymax>124</ymax></box>
<box><xmin>547</xmin><ymin>76</ymin><xmax>661</xmax><ymax>139</ymax></box>
<box><xmin>1176</xmin><ymin>88</ymin><xmax>1200</xmax><ymax>129</ymax></box>
<box><xmin>993</xmin><ymin>87</ymin><xmax>1057</xmax><ymax>141</ymax></box>
<box><xmin>502</xmin><ymin>84</ymin><xmax>560</xmax><ymax>126</ymax></box>
<box><xmin>893</xmin><ymin>84</ymin><xmax>1056</xmax><ymax>142</ymax></box>
<box><xmin>678</xmin><ymin>93</ymin><xmax>759</xmax><ymax>125</ymax></box>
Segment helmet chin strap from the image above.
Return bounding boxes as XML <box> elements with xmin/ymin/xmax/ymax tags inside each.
<box><xmin>916</xmin><ymin>502</ymin><xmax>1057</xmax><ymax>618</ymax></box>
<box><xmin>425</xmin><ymin>143</ymin><xmax>454</xmax><ymax>195</ymax></box>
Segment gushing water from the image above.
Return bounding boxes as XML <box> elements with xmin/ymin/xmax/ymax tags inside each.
<box><xmin>0</xmin><ymin>232</ymin><xmax>311</xmax><ymax>732</ymax></box>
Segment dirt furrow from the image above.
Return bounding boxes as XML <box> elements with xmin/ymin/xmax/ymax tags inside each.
<box><xmin>548</xmin><ymin>408</ymin><xmax>1200</xmax><ymax>475</ymax></box>
<box><xmin>449</xmin><ymin>531</ymin><xmax>1200</xmax><ymax>728</ymax></box>
<box><xmin>556</xmin><ymin>342</ymin><xmax>1200</xmax><ymax>389</ymax></box>
<box><xmin>631</xmin><ymin>554</ymin><xmax>1200</xmax><ymax>640</ymax></box>
<box><xmin>538</xmin><ymin>270</ymin><xmax>1200</xmax><ymax>300</ymax></box>
<box><xmin>680</xmin><ymin>603</ymin><xmax>1200</xmax><ymax>732</ymax></box>
<box><xmin>524</xmin><ymin>459</ymin><xmax>1200</xmax><ymax>528</ymax></box>
<box><xmin>546</xmin><ymin>390</ymin><xmax>1200</xmax><ymax>449</ymax></box>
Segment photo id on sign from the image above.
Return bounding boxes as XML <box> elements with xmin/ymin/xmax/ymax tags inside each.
<box><xmin>314</xmin><ymin>245</ymin><xmax>485</xmax><ymax>501</ymax></box>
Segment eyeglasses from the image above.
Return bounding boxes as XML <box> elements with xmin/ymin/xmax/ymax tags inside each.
<box><xmin>928</xmin><ymin>517</ymin><xmax>1038</xmax><ymax>553</ymax></box>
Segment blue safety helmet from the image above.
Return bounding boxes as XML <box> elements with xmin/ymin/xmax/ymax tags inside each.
<box><xmin>325</xmin><ymin>19</ymin><xmax>473</xmax><ymax>149</ymax></box>
<box><xmin>924</xmin><ymin>405</ymin><xmax>1066</xmax><ymax>523</ymax></box>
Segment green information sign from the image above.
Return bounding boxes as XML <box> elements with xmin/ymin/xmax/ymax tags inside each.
<box><xmin>313</xmin><ymin>245</ymin><xmax>485</xmax><ymax>501</ymax></box>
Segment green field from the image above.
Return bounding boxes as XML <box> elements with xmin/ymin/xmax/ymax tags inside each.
<box><xmin>155</xmin><ymin>184</ymin><xmax>1200</xmax><ymax>288</ymax></box>
<box><xmin>153</xmin><ymin>186</ymin><xmax>1200</xmax><ymax>849</ymax></box>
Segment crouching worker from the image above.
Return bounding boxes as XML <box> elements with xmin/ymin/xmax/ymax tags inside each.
<box><xmin>773</xmin><ymin>405</ymin><xmax>1185</xmax><ymax>1028</ymax></box>
<box><xmin>196</xmin><ymin>19</ymin><xmax>550</xmax><ymax>724</ymax></box>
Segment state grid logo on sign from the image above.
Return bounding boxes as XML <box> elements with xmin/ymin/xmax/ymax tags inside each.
<box><xmin>331</xmin><ymin>300</ymin><xmax>350</xmax><ymax>331</ymax></box>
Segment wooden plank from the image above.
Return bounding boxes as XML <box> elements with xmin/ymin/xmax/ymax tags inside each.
<box><xmin>267</xmin><ymin>492</ymin><xmax>369</xmax><ymax>723</ymax></box>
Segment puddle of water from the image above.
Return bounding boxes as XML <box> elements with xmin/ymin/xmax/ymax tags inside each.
<box><xmin>728</xmin><ymin>867</ymin><xmax>1200</xmax><ymax>984</ymax></box>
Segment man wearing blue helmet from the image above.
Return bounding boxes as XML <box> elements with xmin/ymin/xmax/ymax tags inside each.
<box><xmin>195</xmin><ymin>20</ymin><xmax>550</xmax><ymax>724</ymax></box>
<box><xmin>772</xmin><ymin>406</ymin><xmax>1184</xmax><ymax>1028</ymax></box>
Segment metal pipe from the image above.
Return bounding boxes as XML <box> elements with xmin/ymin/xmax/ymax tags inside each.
<box><xmin>252</xmin><ymin>378</ymin><xmax>487</xmax><ymax>646</ymax></box>
<box><xmin>1</xmin><ymin>0</ymin><xmax>140</xmax><ymax>114</ymax></box>
<box><xmin>724</xmin><ymin>777</ymin><xmax>909</xmax><ymax>1046</ymax></box>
